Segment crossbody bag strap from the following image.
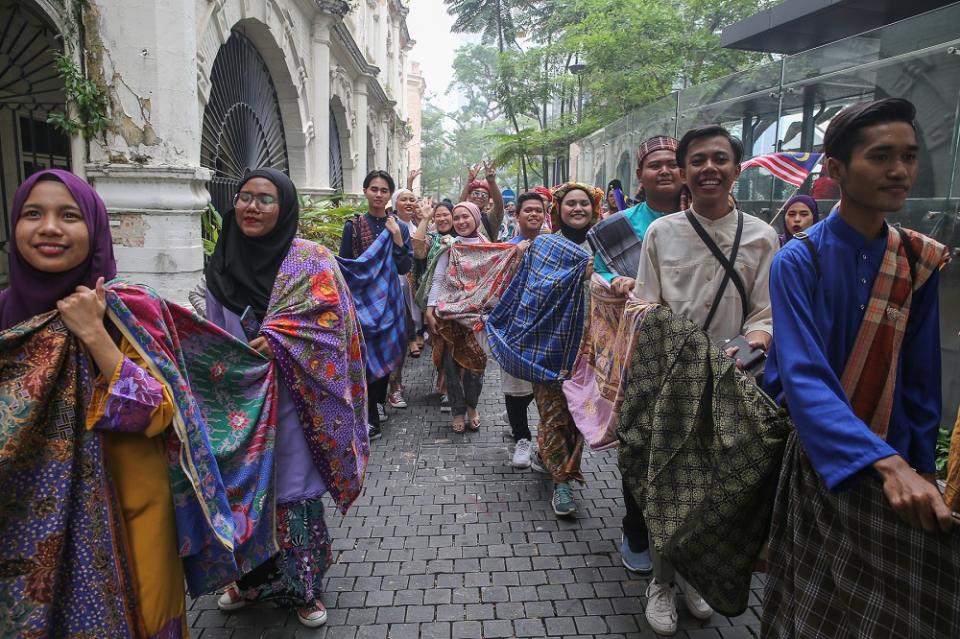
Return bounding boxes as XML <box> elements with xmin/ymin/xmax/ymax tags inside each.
<box><xmin>685</xmin><ymin>210</ymin><xmax>747</xmax><ymax>332</ymax></box>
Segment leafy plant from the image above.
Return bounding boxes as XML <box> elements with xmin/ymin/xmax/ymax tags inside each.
<box><xmin>298</xmin><ymin>194</ymin><xmax>367</xmax><ymax>251</ymax></box>
<box><xmin>936</xmin><ymin>423</ymin><xmax>954</xmax><ymax>478</ymax></box>
<box><xmin>47</xmin><ymin>51</ymin><xmax>109</xmax><ymax>139</ymax></box>
<box><xmin>201</xmin><ymin>204</ymin><xmax>222</xmax><ymax>257</ymax></box>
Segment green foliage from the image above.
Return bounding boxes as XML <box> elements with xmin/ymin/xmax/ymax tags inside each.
<box><xmin>200</xmin><ymin>195</ymin><xmax>366</xmax><ymax>257</ymax></box>
<box><xmin>937</xmin><ymin>423</ymin><xmax>953</xmax><ymax>477</ymax></box>
<box><xmin>201</xmin><ymin>204</ymin><xmax>222</xmax><ymax>257</ymax></box>
<box><xmin>47</xmin><ymin>51</ymin><xmax>108</xmax><ymax>139</ymax></box>
<box><xmin>297</xmin><ymin>195</ymin><xmax>367</xmax><ymax>251</ymax></box>
<box><xmin>432</xmin><ymin>0</ymin><xmax>776</xmax><ymax>189</ymax></box>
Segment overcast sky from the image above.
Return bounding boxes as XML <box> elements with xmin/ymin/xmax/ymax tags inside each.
<box><xmin>406</xmin><ymin>0</ymin><xmax>477</xmax><ymax>112</ymax></box>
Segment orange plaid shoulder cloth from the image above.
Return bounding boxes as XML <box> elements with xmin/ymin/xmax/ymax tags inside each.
<box><xmin>839</xmin><ymin>226</ymin><xmax>949</xmax><ymax>439</ymax></box>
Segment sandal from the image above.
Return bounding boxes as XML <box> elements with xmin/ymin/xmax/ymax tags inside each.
<box><xmin>452</xmin><ymin>418</ymin><xmax>466</xmax><ymax>433</ymax></box>
<box><xmin>467</xmin><ymin>410</ymin><xmax>481</xmax><ymax>431</ymax></box>
<box><xmin>409</xmin><ymin>342</ymin><xmax>421</xmax><ymax>358</ymax></box>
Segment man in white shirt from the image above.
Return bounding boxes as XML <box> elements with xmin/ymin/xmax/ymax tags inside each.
<box><xmin>633</xmin><ymin>124</ymin><xmax>780</xmax><ymax>635</ymax></box>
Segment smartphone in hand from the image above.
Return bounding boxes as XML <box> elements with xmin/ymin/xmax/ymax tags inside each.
<box><xmin>239</xmin><ymin>306</ymin><xmax>260</xmax><ymax>342</ymax></box>
<box><xmin>723</xmin><ymin>335</ymin><xmax>766</xmax><ymax>370</ymax></box>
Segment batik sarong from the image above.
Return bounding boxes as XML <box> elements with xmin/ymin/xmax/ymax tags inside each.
<box><xmin>618</xmin><ymin>307</ymin><xmax>792</xmax><ymax>616</ymax></box>
<box><xmin>587</xmin><ymin>211</ymin><xmax>643</xmax><ymax>279</ymax></box>
<box><xmin>263</xmin><ymin>239</ymin><xmax>369</xmax><ymax>513</ymax></box>
<box><xmin>762</xmin><ymin>432</ymin><xmax>960</xmax><ymax>638</ymax></box>
<box><xmin>415</xmin><ymin>234</ymin><xmax>456</xmax><ymax>311</ymax></box>
<box><xmin>487</xmin><ymin>234</ymin><xmax>590</xmax><ymax>383</ymax></box>
<box><xmin>106</xmin><ymin>281</ymin><xmax>277</xmax><ymax>594</ymax></box>
<box><xmin>337</xmin><ymin>230</ymin><xmax>406</xmax><ymax>381</ymax></box>
<box><xmin>533</xmin><ymin>382</ymin><xmax>585</xmax><ymax>484</ymax></box>
<box><xmin>563</xmin><ymin>275</ymin><xmax>653</xmax><ymax>450</ymax></box>
<box><xmin>433</xmin><ymin>242</ymin><xmax>521</xmax><ymax>331</ymax></box>
<box><xmin>0</xmin><ymin>312</ymin><xmax>140</xmax><ymax>638</ymax></box>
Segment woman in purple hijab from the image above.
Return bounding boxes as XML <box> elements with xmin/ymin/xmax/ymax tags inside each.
<box><xmin>0</xmin><ymin>169</ymin><xmax>116</xmax><ymax>330</ymax></box>
<box><xmin>778</xmin><ymin>194</ymin><xmax>820</xmax><ymax>246</ymax></box>
<box><xmin>0</xmin><ymin>169</ymin><xmax>192</xmax><ymax>637</ymax></box>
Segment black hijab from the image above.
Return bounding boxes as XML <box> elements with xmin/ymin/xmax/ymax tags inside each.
<box><xmin>205</xmin><ymin>168</ymin><xmax>299</xmax><ymax>320</ymax></box>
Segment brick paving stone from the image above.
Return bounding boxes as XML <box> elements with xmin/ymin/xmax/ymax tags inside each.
<box><xmin>186</xmin><ymin>357</ymin><xmax>764</xmax><ymax>638</ymax></box>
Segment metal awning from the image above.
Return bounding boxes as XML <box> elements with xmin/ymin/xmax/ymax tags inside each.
<box><xmin>721</xmin><ymin>0</ymin><xmax>959</xmax><ymax>54</ymax></box>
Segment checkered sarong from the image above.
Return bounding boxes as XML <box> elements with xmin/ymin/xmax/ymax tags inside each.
<box><xmin>762</xmin><ymin>432</ymin><xmax>960</xmax><ymax>638</ymax></box>
<box><xmin>486</xmin><ymin>234</ymin><xmax>590</xmax><ymax>383</ymax></box>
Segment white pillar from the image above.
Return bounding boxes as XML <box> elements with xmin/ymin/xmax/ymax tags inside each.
<box><xmin>311</xmin><ymin>16</ymin><xmax>333</xmax><ymax>191</ymax></box>
<box><xmin>85</xmin><ymin>0</ymin><xmax>206</xmax><ymax>303</ymax></box>
<box><xmin>353</xmin><ymin>80</ymin><xmax>369</xmax><ymax>193</ymax></box>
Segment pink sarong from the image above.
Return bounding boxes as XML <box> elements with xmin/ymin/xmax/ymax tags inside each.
<box><xmin>563</xmin><ymin>274</ymin><xmax>655</xmax><ymax>450</ymax></box>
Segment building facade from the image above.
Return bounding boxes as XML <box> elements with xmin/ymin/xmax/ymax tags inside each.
<box><xmin>0</xmin><ymin>0</ymin><xmax>420</xmax><ymax>299</ymax></box>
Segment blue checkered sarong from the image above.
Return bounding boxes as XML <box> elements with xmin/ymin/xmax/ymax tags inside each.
<box><xmin>336</xmin><ymin>230</ymin><xmax>405</xmax><ymax>380</ymax></box>
<box><xmin>486</xmin><ymin>234</ymin><xmax>590</xmax><ymax>383</ymax></box>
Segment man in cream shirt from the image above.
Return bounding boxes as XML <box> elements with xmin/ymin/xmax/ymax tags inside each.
<box><xmin>632</xmin><ymin>124</ymin><xmax>779</xmax><ymax>635</ymax></box>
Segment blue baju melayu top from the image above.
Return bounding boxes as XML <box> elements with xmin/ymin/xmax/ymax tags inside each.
<box><xmin>763</xmin><ymin>212</ymin><xmax>941</xmax><ymax>490</ymax></box>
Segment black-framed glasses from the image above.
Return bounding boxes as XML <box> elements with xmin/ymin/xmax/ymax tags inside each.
<box><xmin>236</xmin><ymin>192</ymin><xmax>278</xmax><ymax>207</ymax></box>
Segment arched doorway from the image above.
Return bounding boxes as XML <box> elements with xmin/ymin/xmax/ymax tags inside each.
<box><xmin>329</xmin><ymin>107</ymin><xmax>344</xmax><ymax>194</ymax></box>
<box><xmin>0</xmin><ymin>0</ymin><xmax>70</xmax><ymax>265</ymax></box>
<box><xmin>200</xmin><ymin>30</ymin><xmax>289</xmax><ymax>218</ymax></box>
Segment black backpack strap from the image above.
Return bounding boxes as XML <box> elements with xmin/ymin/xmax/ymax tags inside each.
<box><xmin>795</xmin><ymin>232</ymin><xmax>821</xmax><ymax>279</ymax></box>
<box><xmin>685</xmin><ymin>210</ymin><xmax>747</xmax><ymax>333</ymax></box>
<box><xmin>894</xmin><ymin>225</ymin><xmax>917</xmax><ymax>285</ymax></box>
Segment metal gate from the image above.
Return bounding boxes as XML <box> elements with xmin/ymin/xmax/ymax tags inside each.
<box><xmin>0</xmin><ymin>0</ymin><xmax>70</xmax><ymax>252</ymax></box>
<box><xmin>329</xmin><ymin>107</ymin><xmax>343</xmax><ymax>193</ymax></box>
<box><xmin>200</xmin><ymin>30</ymin><xmax>289</xmax><ymax>222</ymax></box>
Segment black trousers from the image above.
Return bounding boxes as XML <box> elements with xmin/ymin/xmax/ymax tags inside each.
<box><xmin>367</xmin><ymin>375</ymin><xmax>389</xmax><ymax>428</ymax></box>
<box><xmin>622</xmin><ymin>478</ymin><xmax>649</xmax><ymax>552</ymax></box>
<box><xmin>504</xmin><ymin>393</ymin><xmax>534</xmax><ymax>442</ymax></box>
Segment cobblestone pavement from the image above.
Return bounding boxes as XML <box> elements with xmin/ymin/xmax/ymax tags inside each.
<box><xmin>189</xmin><ymin>354</ymin><xmax>765</xmax><ymax>638</ymax></box>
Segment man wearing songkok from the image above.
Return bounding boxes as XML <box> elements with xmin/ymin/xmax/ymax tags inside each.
<box><xmin>633</xmin><ymin>124</ymin><xmax>780</xmax><ymax>635</ymax></box>
<box><xmin>761</xmin><ymin>97</ymin><xmax>957</xmax><ymax>639</ymax></box>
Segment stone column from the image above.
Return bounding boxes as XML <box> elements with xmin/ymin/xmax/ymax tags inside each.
<box><xmin>310</xmin><ymin>15</ymin><xmax>333</xmax><ymax>192</ymax></box>
<box><xmin>353</xmin><ymin>80</ymin><xmax>369</xmax><ymax>193</ymax></box>
<box><xmin>84</xmin><ymin>0</ymin><xmax>206</xmax><ymax>303</ymax></box>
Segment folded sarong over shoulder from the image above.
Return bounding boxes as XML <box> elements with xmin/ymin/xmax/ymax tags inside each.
<box><xmin>434</xmin><ymin>242</ymin><xmax>521</xmax><ymax>331</ymax></box>
<box><xmin>618</xmin><ymin>307</ymin><xmax>791</xmax><ymax>616</ymax></box>
<box><xmin>563</xmin><ymin>275</ymin><xmax>654</xmax><ymax>450</ymax></box>
<box><xmin>587</xmin><ymin>211</ymin><xmax>642</xmax><ymax>279</ymax></box>
<box><xmin>263</xmin><ymin>239</ymin><xmax>369</xmax><ymax>513</ymax></box>
<box><xmin>0</xmin><ymin>312</ymin><xmax>140</xmax><ymax>637</ymax></box>
<box><xmin>337</xmin><ymin>231</ymin><xmax>406</xmax><ymax>380</ymax></box>
<box><xmin>487</xmin><ymin>234</ymin><xmax>590</xmax><ymax>383</ymax></box>
<box><xmin>763</xmin><ymin>432</ymin><xmax>960</xmax><ymax>638</ymax></box>
<box><xmin>106</xmin><ymin>281</ymin><xmax>279</xmax><ymax>595</ymax></box>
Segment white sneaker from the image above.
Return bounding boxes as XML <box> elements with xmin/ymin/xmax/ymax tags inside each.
<box><xmin>217</xmin><ymin>584</ymin><xmax>246</xmax><ymax>611</ymax></box>
<box><xmin>377</xmin><ymin>403</ymin><xmax>388</xmax><ymax>423</ymax></box>
<box><xmin>680</xmin><ymin>578</ymin><xmax>713</xmax><ymax>620</ymax></box>
<box><xmin>645</xmin><ymin>579</ymin><xmax>678</xmax><ymax>636</ymax></box>
<box><xmin>512</xmin><ymin>439</ymin><xmax>532</xmax><ymax>468</ymax></box>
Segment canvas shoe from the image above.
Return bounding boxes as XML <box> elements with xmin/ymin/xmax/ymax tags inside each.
<box><xmin>296</xmin><ymin>600</ymin><xmax>328</xmax><ymax>628</ymax></box>
<box><xmin>620</xmin><ymin>533</ymin><xmax>652</xmax><ymax>574</ymax></box>
<box><xmin>680</xmin><ymin>577</ymin><xmax>713</xmax><ymax>620</ymax></box>
<box><xmin>377</xmin><ymin>403</ymin><xmax>388</xmax><ymax>424</ymax></box>
<box><xmin>368</xmin><ymin>423</ymin><xmax>382</xmax><ymax>441</ymax></box>
<box><xmin>512</xmin><ymin>438</ymin><xmax>532</xmax><ymax>468</ymax></box>
<box><xmin>388</xmin><ymin>389</ymin><xmax>407</xmax><ymax>408</ymax></box>
<box><xmin>217</xmin><ymin>584</ymin><xmax>246</xmax><ymax>611</ymax></box>
<box><xmin>552</xmin><ymin>483</ymin><xmax>577</xmax><ymax>516</ymax></box>
<box><xmin>645</xmin><ymin>579</ymin><xmax>678</xmax><ymax>636</ymax></box>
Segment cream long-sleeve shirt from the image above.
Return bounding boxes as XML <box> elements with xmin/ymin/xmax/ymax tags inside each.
<box><xmin>633</xmin><ymin>207</ymin><xmax>779</xmax><ymax>343</ymax></box>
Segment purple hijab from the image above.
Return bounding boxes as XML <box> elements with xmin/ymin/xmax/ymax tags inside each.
<box><xmin>778</xmin><ymin>194</ymin><xmax>820</xmax><ymax>246</ymax></box>
<box><xmin>0</xmin><ymin>169</ymin><xmax>117</xmax><ymax>331</ymax></box>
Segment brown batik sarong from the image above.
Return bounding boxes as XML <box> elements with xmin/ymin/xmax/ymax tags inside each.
<box><xmin>762</xmin><ymin>432</ymin><xmax>960</xmax><ymax>638</ymax></box>
<box><xmin>533</xmin><ymin>382</ymin><xmax>584</xmax><ymax>484</ymax></box>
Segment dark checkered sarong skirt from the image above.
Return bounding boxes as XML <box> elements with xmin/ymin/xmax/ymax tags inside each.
<box><xmin>762</xmin><ymin>432</ymin><xmax>960</xmax><ymax>638</ymax></box>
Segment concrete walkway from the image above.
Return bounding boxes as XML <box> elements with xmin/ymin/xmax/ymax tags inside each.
<box><xmin>188</xmin><ymin>354</ymin><xmax>764</xmax><ymax>638</ymax></box>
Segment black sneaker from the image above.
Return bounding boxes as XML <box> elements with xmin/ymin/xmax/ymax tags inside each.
<box><xmin>368</xmin><ymin>423</ymin><xmax>382</xmax><ymax>441</ymax></box>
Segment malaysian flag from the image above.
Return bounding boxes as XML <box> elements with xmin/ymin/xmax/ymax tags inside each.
<box><xmin>740</xmin><ymin>152</ymin><xmax>823</xmax><ymax>187</ymax></box>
